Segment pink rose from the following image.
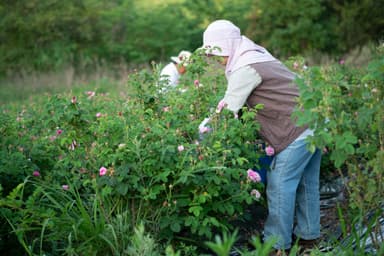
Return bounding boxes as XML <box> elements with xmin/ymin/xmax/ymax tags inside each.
<box><xmin>33</xmin><ymin>170</ymin><xmax>40</xmax><ymax>177</ymax></box>
<box><xmin>265</xmin><ymin>146</ymin><xmax>275</xmax><ymax>156</ymax></box>
<box><xmin>86</xmin><ymin>91</ymin><xmax>95</xmax><ymax>98</ymax></box>
<box><xmin>250</xmin><ymin>189</ymin><xmax>261</xmax><ymax>199</ymax></box>
<box><xmin>177</xmin><ymin>145</ymin><xmax>184</xmax><ymax>152</ymax></box>
<box><xmin>247</xmin><ymin>169</ymin><xmax>261</xmax><ymax>182</ymax></box>
<box><xmin>99</xmin><ymin>166</ymin><xmax>107</xmax><ymax>176</ymax></box>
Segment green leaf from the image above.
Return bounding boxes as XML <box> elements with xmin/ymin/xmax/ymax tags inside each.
<box><xmin>170</xmin><ymin>221</ymin><xmax>181</xmax><ymax>232</ymax></box>
<box><xmin>116</xmin><ymin>184</ymin><xmax>128</xmax><ymax>196</ymax></box>
<box><xmin>188</xmin><ymin>206</ymin><xmax>203</xmax><ymax>217</ymax></box>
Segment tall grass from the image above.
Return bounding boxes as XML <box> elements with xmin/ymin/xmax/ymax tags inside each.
<box><xmin>1</xmin><ymin>177</ymin><xmax>166</xmax><ymax>255</ymax></box>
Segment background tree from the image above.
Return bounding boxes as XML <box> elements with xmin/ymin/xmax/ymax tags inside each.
<box><xmin>0</xmin><ymin>0</ymin><xmax>382</xmax><ymax>76</ymax></box>
<box><xmin>325</xmin><ymin>0</ymin><xmax>384</xmax><ymax>53</ymax></box>
<box><xmin>246</xmin><ymin>0</ymin><xmax>336</xmax><ymax>57</ymax></box>
<box><xmin>247</xmin><ymin>0</ymin><xmax>384</xmax><ymax>59</ymax></box>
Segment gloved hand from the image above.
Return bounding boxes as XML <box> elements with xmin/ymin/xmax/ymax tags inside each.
<box><xmin>198</xmin><ymin>117</ymin><xmax>212</xmax><ymax>134</ymax></box>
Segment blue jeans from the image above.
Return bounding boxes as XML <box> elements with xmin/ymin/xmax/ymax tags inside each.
<box><xmin>263</xmin><ymin>138</ymin><xmax>321</xmax><ymax>249</ymax></box>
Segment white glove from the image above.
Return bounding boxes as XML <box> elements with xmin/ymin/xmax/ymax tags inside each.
<box><xmin>198</xmin><ymin>117</ymin><xmax>212</xmax><ymax>134</ymax></box>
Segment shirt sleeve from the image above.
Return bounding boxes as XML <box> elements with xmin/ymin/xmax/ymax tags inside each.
<box><xmin>223</xmin><ymin>65</ymin><xmax>262</xmax><ymax>113</ymax></box>
<box><xmin>159</xmin><ymin>63</ymin><xmax>179</xmax><ymax>87</ymax></box>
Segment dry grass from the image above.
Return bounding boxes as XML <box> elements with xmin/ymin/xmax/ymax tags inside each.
<box><xmin>1</xmin><ymin>44</ymin><xmax>375</xmax><ymax>106</ymax></box>
<box><xmin>0</xmin><ymin>61</ymin><xmax>150</xmax><ymax>106</ymax></box>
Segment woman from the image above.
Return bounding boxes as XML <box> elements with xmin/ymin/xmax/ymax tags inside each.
<box><xmin>201</xmin><ymin>19</ymin><xmax>321</xmax><ymax>255</ymax></box>
<box><xmin>159</xmin><ymin>50</ymin><xmax>191</xmax><ymax>89</ymax></box>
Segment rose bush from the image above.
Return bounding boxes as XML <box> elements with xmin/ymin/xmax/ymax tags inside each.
<box><xmin>292</xmin><ymin>46</ymin><xmax>384</xmax><ymax>252</ymax></box>
<box><xmin>0</xmin><ymin>54</ymin><xmax>267</xmax><ymax>254</ymax></box>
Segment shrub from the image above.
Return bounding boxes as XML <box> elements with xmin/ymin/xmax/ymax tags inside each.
<box><xmin>0</xmin><ymin>53</ymin><xmax>267</xmax><ymax>254</ymax></box>
<box><xmin>293</xmin><ymin>46</ymin><xmax>384</xmax><ymax>251</ymax></box>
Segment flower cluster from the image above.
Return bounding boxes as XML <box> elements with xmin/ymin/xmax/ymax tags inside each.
<box><xmin>247</xmin><ymin>169</ymin><xmax>261</xmax><ymax>182</ymax></box>
<box><xmin>246</xmin><ymin>169</ymin><xmax>262</xmax><ymax>200</ymax></box>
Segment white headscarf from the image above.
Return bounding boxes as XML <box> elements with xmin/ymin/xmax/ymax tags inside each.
<box><xmin>203</xmin><ymin>20</ymin><xmax>276</xmax><ymax>77</ymax></box>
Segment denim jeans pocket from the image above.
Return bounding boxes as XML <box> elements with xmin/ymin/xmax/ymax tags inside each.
<box><xmin>270</xmin><ymin>156</ymin><xmax>277</xmax><ymax>170</ymax></box>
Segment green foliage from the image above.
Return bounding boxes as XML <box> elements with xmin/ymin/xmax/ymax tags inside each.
<box><xmin>0</xmin><ymin>178</ymin><xmax>163</xmax><ymax>255</ymax></box>
<box><xmin>124</xmin><ymin>222</ymin><xmax>160</xmax><ymax>256</ymax></box>
<box><xmin>182</xmin><ymin>0</ymin><xmax>253</xmax><ymax>28</ymax></box>
<box><xmin>1</xmin><ymin>0</ymin><xmax>382</xmax><ymax>75</ymax></box>
<box><xmin>333</xmin><ymin>205</ymin><xmax>384</xmax><ymax>255</ymax></box>
<box><xmin>0</xmin><ymin>0</ymin><xmax>106</xmax><ymax>73</ymax></box>
<box><xmin>205</xmin><ymin>229</ymin><xmax>238</xmax><ymax>256</ymax></box>
<box><xmin>248</xmin><ymin>0</ymin><xmax>331</xmax><ymax>57</ymax></box>
<box><xmin>326</xmin><ymin>0</ymin><xmax>384</xmax><ymax>52</ymax></box>
<box><xmin>0</xmin><ymin>54</ymin><xmax>266</xmax><ymax>254</ymax></box>
<box><xmin>247</xmin><ymin>0</ymin><xmax>383</xmax><ymax>58</ymax></box>
<box><xmin>1</xmin><ymin>45</ymin><xmax>383</xmax><ymax>255</ymax></box>
<box><xmin>293</xmin><ymin>51</ymin><xmax>383</xmax><ymax>169</ymax></box>
<box><xmin>0</xmin><ymin>0</ymin><xmax>200</xmax><ymax>75</ymax></box>
<box><xmin>204</xmin><ymin>231</ymin><xmax>285</xmax><ymax>256</ymax></box>
<box><xmin>293</xmin><ymin>47</ymin><xmax>384</xmax><ymax>251</ymax></box>
<box><xmin>247</xmin><ymin>236</ymin><xmax>279</xmax><ymax>256</ymax></box>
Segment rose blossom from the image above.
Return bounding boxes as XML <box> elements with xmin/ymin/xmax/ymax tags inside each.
<box><xmin>86</xmin><ymin>91</ymin><xmax>95</xmax><ymax>98</ymax></box>
<box><xmin>265</xmin><ymin>146</ymin><xmax>275</xmax><ymax>156</ymax></box>
<box><xmin>247</xmin><ymin>169</ymin><xmax>261</xmax><ymax>182</ymax></box>
<box><xmin>99</xmin><ymin>166</ymin><xmax>107</xmax><ymax>176</ymax></box>
<box><xmin>118</xmin><ymin>143</ymin><xmax>126</xmax><ymax>149</ymax></box>
<box><xmin>250</xmin><ymin>189</ymin><xmax>261</xmax><ymax>199</ymax></box>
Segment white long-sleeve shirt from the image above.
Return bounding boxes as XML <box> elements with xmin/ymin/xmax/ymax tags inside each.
<box><xmin>223</xmin><ymin>65</ymin><xmax>262</xmax><ymax>113</ymax></box>
<box><xmin>159</xmin><ymin>63</ymin><xmax>180</xmax><ymax>88</ymax></box>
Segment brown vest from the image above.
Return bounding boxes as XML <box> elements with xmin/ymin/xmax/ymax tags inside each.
<box><xmin>246</xmin><ymin>61</ymin><xmax>308</xmax><ymax>153</ymax></box>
